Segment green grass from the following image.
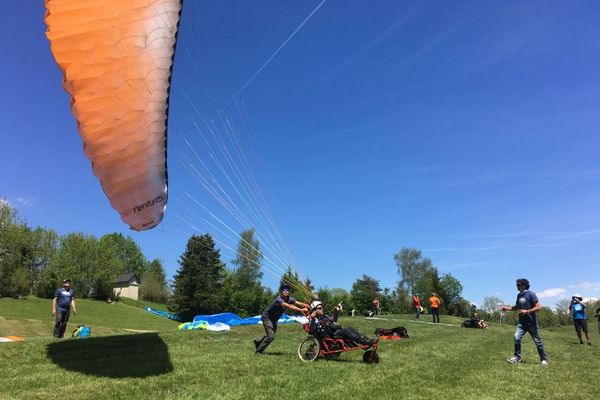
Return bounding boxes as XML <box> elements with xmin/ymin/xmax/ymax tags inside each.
<box><xmin>0</xmin><ymin>296</ymin><xmax>178</xmax><ymax>336</ymax></box>
<box><xmin>116</xmin><ymin>296</ymin><xmax>170</xmax><ymax>313</ymax></box>
<box><xmin>0</xmin><ymin>299</ymin><xmax>598</xmax><ymax>400</ymax></box>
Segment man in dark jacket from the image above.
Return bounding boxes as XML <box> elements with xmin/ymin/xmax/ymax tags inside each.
<box><xmin>309</xmin><ymin>300</ymin><xmax>377</xmax><ymax>347</ymax></box>
<box><xmin>254</xmin><ymin>284</ymin><xmax>309</xmax><ymax>354</ymax></box>
<box><xmin>52</xmin><ymin>279</ymin><xmax>77</xmax><ymax>338</ymax></box>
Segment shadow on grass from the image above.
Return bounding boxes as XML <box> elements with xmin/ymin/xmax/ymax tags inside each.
<box><xmin>46</xmin><ymin>333</ymin><xmax>173</xmax><ymax>378</ymax></box>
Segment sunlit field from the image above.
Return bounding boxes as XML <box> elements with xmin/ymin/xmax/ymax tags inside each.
<box><xmin>0</xmin><ymin>297</ymin><xmax>597</xmax><ymax>400</ymax></box>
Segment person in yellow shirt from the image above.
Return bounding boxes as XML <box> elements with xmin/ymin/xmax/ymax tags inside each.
<box><xmin>429</xmin><ymin>293</ymin><xmax>440</xmax><ymax>323</ymax></box>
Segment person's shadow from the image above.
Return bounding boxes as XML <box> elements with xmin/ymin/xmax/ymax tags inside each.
<box><xmin>46</xmin><ymin>333</ymin><xmax>173</xmax><ymax>378</ymax></box>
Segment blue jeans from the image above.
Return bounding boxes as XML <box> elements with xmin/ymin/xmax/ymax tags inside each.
<box><xmin>514</xmin><ymin>322</ymin><xmax>547</xmax><ymax>361</ymax></box>
<box><xmin>415</xmin><ymin>307</ymin><xmax>420</xmax><ymax>319</ymax></box>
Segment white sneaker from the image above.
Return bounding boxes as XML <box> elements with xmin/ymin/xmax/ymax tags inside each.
<box><xmin>541</xmin><ymin>360</ymin><xmax>548</xmax><ymax>367</ymax></box>
<box><xmin>507</xmin><ymin>356</ymin><xmax>521</xmax><ymax>364</ymax></box>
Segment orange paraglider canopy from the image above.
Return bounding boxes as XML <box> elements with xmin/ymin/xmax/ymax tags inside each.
<box><xmin>45</xmin><ymin>0</ymin><xmax>182</xmax><ymax>230</ymax></box>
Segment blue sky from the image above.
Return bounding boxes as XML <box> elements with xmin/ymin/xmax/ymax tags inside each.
<box><xmin>2</xmin><ymin>1</ymin><xmax>599</xmax><ymax>307</ymax></box>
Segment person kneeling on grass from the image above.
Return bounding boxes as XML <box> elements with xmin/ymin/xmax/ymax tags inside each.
<box><xmin>309</xmin><ymin>300</ymin><xmax>378</xmax><ymax>347</ymax></box>
<box><xmin>462</xmin><ymin>313</ymin><xmax>486</xmax><ymax>329</ymax></box>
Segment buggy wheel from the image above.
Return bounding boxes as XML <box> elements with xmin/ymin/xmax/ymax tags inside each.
<box><xmin>298</xmin><ymin>337</ymin><xmax>320</xmax><ymax>362</ymax></box>
<box><xmin>363</xmin><ymin>350</ymin><xmax>380</xmax><ymax>364</ymax></box>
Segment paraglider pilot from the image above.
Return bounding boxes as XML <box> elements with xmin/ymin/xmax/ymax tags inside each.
<box><xmin>309</xmin><ymin>300</ymin><xmax>378</xmax><ymax>347</ymax></box>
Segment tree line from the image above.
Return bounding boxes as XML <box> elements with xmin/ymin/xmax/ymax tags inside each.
<box><xmin>169</xmin><ymin>233</ymin><xmax>473</xmax><ymax>320</ymax></box>
<box><xmin>0</xmin><ymin>200</ymin><xmax>168</xmax><ymax>302</ymax></box>
<box><xmin>3</xmin><ymin>198</ymin><xmax>474</xmax><ymax>321</ymax></box>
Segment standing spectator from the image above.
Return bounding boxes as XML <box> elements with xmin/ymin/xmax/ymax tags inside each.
<box><xmin>52</xmin><ymin>279</ymin><xmax>77</xmax><ymax>339</ymax></box>
<box><xmin>569</xmin><ymin>294</ymin><xmax>591</xmax><ymax>346</ymax></box>
<box><xmin>412</xmin><ymin>294</ymin><xmax>421</xmax><ymax>320</ymax></box>
<box><xmin>429</xmin><ymin>293</ymin><xmax>440</xmax><ymax>323</ymax></box>
<box><xmin>253</xmin><ymin>284</ymin><xmax>309</xmax><ymax>354</ymax></box>
<box><xmin>596</xmin><ymin>299</ymin><xmax>600</xmax><ymax>335</ymax></box>
<box><xmin>372</xmin><ymin>297</ymin><xmax>381</xmax><ymax>316</ymax></box>
<box><xmin>501</xmin><ymin>278</ymin><xmax>548</xmax><ymax>366</ymax></box>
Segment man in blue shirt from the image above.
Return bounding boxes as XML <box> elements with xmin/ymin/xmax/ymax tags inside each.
<box><xmin>501</xmin><ymin>278</ymin><xmax>548</xmax><ymax>366</ymax></box>
<box><xmin>569</xmin><ymin>294</ymin><xmax>591</xmax><ymax>346</ymax></box>
<box><xmin>254</xmin><ymin>284</ymin><xmax>309</xmax><ymax>354</ymax></box>
<box><xmin>52</xmin><ymin>279</ymin><xmax>77</xmax><ymax>338</ymax></box>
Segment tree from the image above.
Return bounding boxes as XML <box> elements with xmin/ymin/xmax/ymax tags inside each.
<box><xmin>227</xmin><ymin>228</ymin><xmax>268</xmax><ymax>316</ymax></box>
<box><xmin>447</xmin><ymin>297</ymin><xmax>473</xmax><ymax>317</ymax></box>
<box><xmin>95</xmin><ymin>233</ymin><xmax>149</xmax><ymax>298</ymax></box>
<box><xmin>170</xmin><ymin>234</ymin><xmax>226</xmax><ymax>320</ymax></box>
<box><xmin>482</xmin><ymin>296</ymin><xmax>504</xmax><ymax>314</ymax></box>
<box><xmin>316</xmin><ymin>286</ymin><xmax>332</xmax><ymax>305</ymax></box>
<box><xmin>30</xmin><ymin>227</ymin><xmax>59</xmax><ymax>294</ymax></box>
<box><xmin>394</xmin><ymin>247</ymin><xmax>433</xmax><ymax>294</ymax></box>
<box><xmin>438</xmin><ymin>273</ymin><xmax>463</xmax><ymax>312</ymax></box>
<box><xmin>329</xmin><ymin>288</ymin><xmax>354</xmax><ymax>311</ymax></box>
<box><xmin>280</xmin><ymin>266</ymin><xmax>302</xmax><ymax>291</ymax></box>
<box><xmin>351</xmin><ymin>274</ymin><xmax>381</xmax><ymax>313</ymax></box>
<box><xmin>414</xmin><ymin>266</ymin><xmax>442</xmax><ymax>301</ymax></box>
<box><xmin>232</xmin><ymin>228</ymin><xmax>262</xmax><ymax>287</ymax></box>
<box><xmin>47</xmin><ymin>232</ymin><xmax>99</xmax><ymax>298</ymax></box>
<box><xmin>554</xmin><ymin>298</ymin><xmax>571</xmax><ymax>314</ymax></box>
<box><xmin>141</xmin><ymin>259</ymin><xmax>168</xmax><ymax>303</ymax></box>
<box><xmin>554</xmin><ymin>298</ymin><xmax>572</xmax><ymax>325</ymax></box>
<box><xmin>0</xmin><ymin>200</ymin><xmax>36</xmax><ymax>297</ymax></box>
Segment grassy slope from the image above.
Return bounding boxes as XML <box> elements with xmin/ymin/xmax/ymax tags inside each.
<box><xmin>0</xmin><ymin>297</ymin><xmax>178</xmax><ymax>336</ymax></box>
<box><xmin>0</xmin><ymin>299</ymin><xmax>597</xmax><ymax>400</ymax></box>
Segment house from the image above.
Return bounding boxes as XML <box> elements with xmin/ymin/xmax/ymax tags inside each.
<box><xmin>113</xmin><ymin>272</ymin><xmax>140</xmax><ymax>300</ymax></box>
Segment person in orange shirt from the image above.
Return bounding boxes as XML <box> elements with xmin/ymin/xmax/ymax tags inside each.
<box><xmin>412</xmin><ymin>294</ymin><xmax>421</xmax><ymax>320</ymax></box>
<box><xmin>429</xmin><ymin>293</ymin><xmax>440</xmax><ymax>323</ymax></box>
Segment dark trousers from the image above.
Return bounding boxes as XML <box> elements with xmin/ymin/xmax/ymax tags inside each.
<box><xmin>256</xmin><ymin>317</ymin><xmax>277</xmax><ymax>353</ymax></box>
<box><xmin>53</xmin><ymin>309</ymin><xmax>70</xmax><ymax>338</ymax></box>
<box><xmin>431</xmin><ymin>307</ymin><xmax>440</xmax><ymax>323</ymax></box>
<box><xmin>340</xmin><ymin>327</ymin><xmax>370</xmax><ymax>345</ymax></box>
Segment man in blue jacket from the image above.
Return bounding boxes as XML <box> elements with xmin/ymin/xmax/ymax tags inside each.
<box><xmin>501</xmin><ymin>278</ymin><xmax>548</xmax><ymax>366</ymax></box>
<box><xmin>52</xmin><ymin>279</ymin><xmax>77</xmax><ymax>338</ymax></box>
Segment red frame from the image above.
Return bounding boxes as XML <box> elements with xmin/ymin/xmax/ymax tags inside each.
<box><xmin>302</xmin><ymin>321</ymin><xmax>378</xmax><ymax>357</ymax></box>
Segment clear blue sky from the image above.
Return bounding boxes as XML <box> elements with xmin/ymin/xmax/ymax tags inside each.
<box><xmin>2</xmin><ymin>1</ymin><xmax>599</xmax><ymax>307</ymax></box>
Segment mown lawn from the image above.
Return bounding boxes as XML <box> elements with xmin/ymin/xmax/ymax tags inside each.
<box><xmin>0</xmin><ymin>298</ymin><xmax>597</xmax><ymax>400</ymax></box>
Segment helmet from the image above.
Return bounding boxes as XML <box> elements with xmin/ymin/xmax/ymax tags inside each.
<box><xmin>310</xmin><ymin>300</ymin><xmax>322</xmax><ymax>311</ymax></box>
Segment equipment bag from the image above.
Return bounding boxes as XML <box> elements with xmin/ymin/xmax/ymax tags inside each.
<box><xmin>72</xmin><ymin>325</ymin><xmax>91</xmax><ymax>338</ymax></box>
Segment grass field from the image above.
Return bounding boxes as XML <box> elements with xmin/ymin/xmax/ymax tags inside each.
<box><xmin>0</xmin><ymin>297</ymin><xmax>597</xmax><ymax>400</ymax></box>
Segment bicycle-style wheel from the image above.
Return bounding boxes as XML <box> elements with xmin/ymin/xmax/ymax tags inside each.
<box><xmin>298</xmin><ymin>337</ymin><xmax>320</xmax><ymax>362</ymax></box>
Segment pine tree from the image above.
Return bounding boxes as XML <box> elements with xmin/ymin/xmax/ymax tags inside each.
<box><xmin>230</xmin><ymin>228</ymin><xmax>266</xmax><ymax>316</ymax></box>
<box><xmin>169</xmin><ymin>234</ymin><xmax>226</xmax><ymax>319</ymax></box>
<box><xmin>141</xmin><ymin>258</ymin><xmax>168</xmax><ymax>303</ymax></box>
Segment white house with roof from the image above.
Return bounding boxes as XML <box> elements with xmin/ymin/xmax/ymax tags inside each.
<box><xmin>113</xmin><ymin>272</ymin><xmax>140</xmax><ymax>300</ymax></box>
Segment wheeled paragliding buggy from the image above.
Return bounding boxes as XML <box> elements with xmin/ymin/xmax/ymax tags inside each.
<box><xmin>297</xmin><ymin>318</ymin><xmax>379</xmax><ymax>363</ymax></box>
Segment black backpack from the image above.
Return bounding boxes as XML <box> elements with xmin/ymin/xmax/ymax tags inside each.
<box><xmin>375</xmin><ymin>326</ymin><xmax>409</xmax><ymax>338</ymax></box>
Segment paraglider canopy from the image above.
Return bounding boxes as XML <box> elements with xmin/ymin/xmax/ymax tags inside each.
<box><xmin>45</xmin><ymin>0</ymin><xmax>183</xmax><ymax>230</ymax></box>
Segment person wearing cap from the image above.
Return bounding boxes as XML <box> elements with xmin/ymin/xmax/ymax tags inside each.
<box><xmin>501</xmin><ymin>278</ymin><xmax>548</xmax><ymax>366</ymax></box>
<box><xmin>253</xmin><ymin>284</ymin><xmax>309</xmax><ymax>354</ymax></box>
<box><xmin>569</xmin><ymin>294</ymin><xmax>591</xmax><ymax>346</ymax></box>
<box><xmin>309</xmin><ymin>300</ymin><xmax>377</xmax><ymax>347</ymax></box>
<box><xmin>52</xmin><ymin>279</ymin><xmax>77</xmax><ymax>338</ymax></box>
